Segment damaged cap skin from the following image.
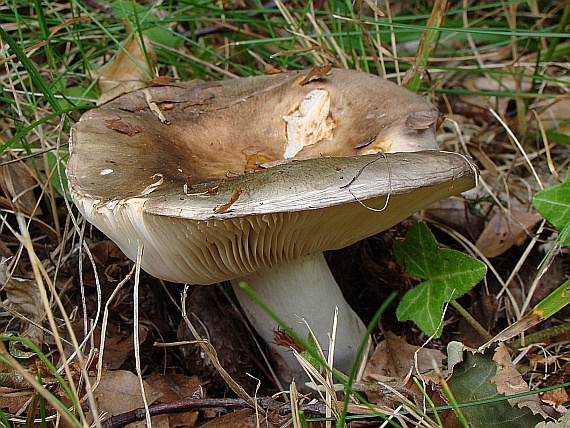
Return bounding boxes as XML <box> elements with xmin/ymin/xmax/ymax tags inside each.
<box><xmin>68</xmin><ymin>68</ymin><xmax>478</xmax><ymax>383</ymax></box>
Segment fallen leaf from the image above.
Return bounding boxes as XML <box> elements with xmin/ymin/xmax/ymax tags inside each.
<box><xmin>464</xmin><ymin>74</ymin><xmax>534</xmax><ymax>115</ymax></box>
<box><xmin>541</xmin><ymin>387</ymin><xmax>569</xmax><ymax>414</ymax></box>
<box><xmin>0</xmin><ymin>240</ymin><xmax>12</xmax><ymax>258</ymax></box>
<box><xmin>199</xmin><ymin>408</ymin><xmax>256</xmax><ymax>428</ymax></box>
<box><xmin>476</xmin><ymin>207</ymin><xmax>542</xmax><ymax>258</ymax></box>
<box><xmin>425</xmin><ymin>197</ymin><xmax>485</xmax><ymax>238</ymax></box>
<box><xmin>144</xmin><ymin>373</ymin><xmax>203</xmax><ymax>402</ymax></box>
<box><xmin>297</xmin><ymin>64</ymin><xmax>332</xmax><ymax>85</ymax></box>
<box><xmin>98</xmin><ymin>35</ymin><xmax>157</xmax><ymax>105</ymax></box>
<box><xmin>168</xmin><ymin>411</ymin><xmax>199</xmax><ymax>428</ymax></box>
<box><xmin>0</xmin><ymin>161</ymin><xmax>41</xmax><ymax>216</ymax></box>
<box><xmin>93</xmin><ymin>370</ymin><xmax>162</xmax><ymax>418</ymax></box>
<box><xmin>104</xmin><ymin>326</ymin><xmax>148</xmax><ymax>370</ymax></box>
<box><xmin>492</xmin><ymin>342</ymin><xmax>550</xmax><ymax>418</ymax></box>
<box><xmin>537</xmin><ymin>96</ymin><xmax>570</xmax><ymax>136</ymax></box>
<box><xmin>129</xmin><ymin>414</ymin><xmax>170</xmax><ymax>428</ymax></box>
<box><xmin>264</xmin><ymin>64</ymin><xmax>286</xmax><ymax>75</ymax></box>
<box><xmin>105</xmin><ymin>118</ymin><xmax>144</xmax><ymax>136</ymax></box>
<box><xmin>363</xmin><ymin>332</ymin><xmax>445</xmax><ymax>383</ymax></box>
<box><xmin>137</xmin><ymin>375</ymin><xmax>202</xmax><ymax>428</ymax></box>
<box><xmin>0</xmin><ymin>262</ymin><xmax>45</xmax><ymax>346</ymax></box>
<box><xmin>539</xmin><ymin>361</ymin><xmax>570</xmax><ymax>413</ymax></box>
<box><xmin>0</xmin><ymin>386</ymin><xmax>32</xmax><ymax>413</ymax></box>
<box><xmin>535</xmin><ymin>409</ymin><xmax>570</xmax><ymax>427</ymax></box>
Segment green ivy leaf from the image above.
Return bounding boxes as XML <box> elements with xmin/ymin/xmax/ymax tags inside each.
<box><xmin>447</xmin><ymin>345</ymin><xmax>545</xmax><ymax>427</ymax></box>
<box><xmin>395</xmin><ymin>222</ymin><xmax>487</xmax><ymax>337</ymax></box>
<box><xmin>533</xmin><ymin>172</ymin><xmax>570</xmax><ymax>246</ymax></box>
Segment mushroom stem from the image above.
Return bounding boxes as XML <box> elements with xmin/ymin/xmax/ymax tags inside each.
<box><xmin>231</xmin><ymin>252</ymin><xmax>368</xmax><ymax>384</ymax></box>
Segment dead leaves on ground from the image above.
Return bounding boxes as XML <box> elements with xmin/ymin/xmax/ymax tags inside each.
<box><xmin>361</xmin><ymin>336</ymin><xmax>558</xmax><ymax>427</ymax></box>
<box><xmin>476</xmin><ymin>207</ymin><xmax>543</xmax><ymax>258</ymax></box>
<box><xmin>97</xmin><ymin>35</ymin><xmax>157</xmax><ymax>105</ymax></box>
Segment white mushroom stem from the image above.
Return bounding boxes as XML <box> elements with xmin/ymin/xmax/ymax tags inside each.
<box><xmin>230</xmin><ymin>252</ymin><xmax>368</xmax><ymax>384</ymax></box>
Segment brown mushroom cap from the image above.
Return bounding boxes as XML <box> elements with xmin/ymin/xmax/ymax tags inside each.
<box><xmin>68</xmin><ymin>68</ymin><xmax>477</xmax><ymax>285</ymax></box>
<box><xmin>70</xmin><ymin>68</ymin><xmax>439</xmax><ymax>189</ymax></box>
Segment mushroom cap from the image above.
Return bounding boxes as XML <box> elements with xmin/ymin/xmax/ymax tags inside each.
<box><xmin>68</xmin><ymin>68</ymin><xmax>477</xmax><ymax>284</ymax></box>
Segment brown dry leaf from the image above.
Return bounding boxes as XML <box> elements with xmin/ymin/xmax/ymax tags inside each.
<box><xmin>535</xmin><ymin>411</ymin><xmax>570</xmax><ymax>427</ymax></box>
<box><xmin>148</xmin><ymin>76</ymin><xmax>180</xmax><ymax>86</ymax></box>
<box><xmin>81</xmin><ymin>239</ymin><xmax>129</xmax><ymax>288</ymax></box>
<box><xmin>464</xmin><ymin>74</ymin><xmax>534</xmax><ymax>115</ymax></box>
<box><xmin>264</xmin><ymin>64</ymin><xmax>286</xmax><ymax>75</ymax></box>
<box><xmin>538</xmin><ymin>361</ymin><xmax>570</xmax><ymax>414</ymax></box>
<box><xmin>128</xmin><ymin>414</ymin><xmax>170</xmax><ymax>428</ymax></box>
<box><xmin>105</xmin><ymin>118</ymin><xmax>144</xmax><ymax>136</ymax></box>
<box><xmin>139</xmin><ymin>376</ymin><xmax>202</xmax><ymax>428</ymax></box>
<box><xmin>425</xmin><ymin>198</ymin><xmax>485</xmax><ymax>238</ymax></box>
<box><xmin>93</xmin><ymin>369</ymin><xmax>162</xmax><ymax>419</ymax></box>
<box><xmin>541</xmin><ymin>387</ymin><xmax>569</xmax><ymax>414</ymax></box>
<box><xmin>363</xmin><ymin>332</ymin><xmax>445</xmax><ymax>383</ymax></box>
<box><xmin>0</xmin><ymin>161</ymin><xmax>40</xmax><ymax>216</ymax></box>
<box><xmin>0</xmin><ymin>240</ymin><xmax>12</xmax><ymax>258</ymax></box>
<box><xmin>297</xmin><ymin>64</ymin><xmax>332</xmax><ymax>85</ymax></box>
<box><xmin>104</xmin><ymin>326</ymin><xmax>148</xmax><ymax>370</ymax></box>
<box><xmin>492</xmin><ymin>342</ymin><xmax>550</xmax><ymax>418</ymax></box>
<box><xmin>476</xmin><ymin>207</ymin><xmax>542</xmax><ymax>258</ymax></box>
<box><xmin>98</xmin><ymin>35</ymin><xmax>157</xmax><ymax>105</ymax></box>
<box><xmin>0</xmin><ymin>262</ymin><xmax>45</xmax><ymax>346</ymax></box>
<box><xmin>405</xmin><ymin>110</ymin><xmax>439</xmax><ymax>130</ymax></box>
<box><xmin>144</xmin><ymin>373</ymin><xmax>203</xmax><ymax>402</ymax></box>
<box><xmin>167</xmin><ymin>411</ymin><xmax>199</xmax><ymax>428</ymax></box>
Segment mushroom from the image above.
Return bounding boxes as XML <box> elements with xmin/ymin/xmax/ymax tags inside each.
<box><xmin>67</xmin><ymin>68</ymin><xmax>478</xmax><ymax>383</ymax></box>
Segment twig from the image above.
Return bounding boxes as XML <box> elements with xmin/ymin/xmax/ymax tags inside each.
<box><xmin>99</xmin><ymin>396</ymin><xmax>327</xmax><ymax>428</ymax></box>
<box><xmin>512</xmin><ymin>323</ymin><xmax>570</xmax><ymax>349</ymax></box>
<box><xmin>450</xmin><ymin>300</ymin><xmax>493</xmax><ymax>342</ymax></box>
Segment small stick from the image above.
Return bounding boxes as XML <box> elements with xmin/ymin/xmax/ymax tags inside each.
<box><xmin>450</xmin><ymin>300</ymin><xmax>493</xmax><ymax>342</ymax></box>
<box><xmin>98</xmin><ymin>396</ymin><xmax>327</xmax><ymax>428</ymax></box>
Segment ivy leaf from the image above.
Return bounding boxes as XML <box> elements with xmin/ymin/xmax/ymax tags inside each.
<box><xmin>533</xmin><ymin>172</ymin><xmax>570</xmax><ymax>246</ymax></box>
<box><xmin>447</xmin><ymin>343</ymin><xmax>546</xmax><ymax>427</ymax></box>
<box><xmin>395</xmin><ymin>222</ymin><xmax>487</xmax><ymax>337</ymax></box>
